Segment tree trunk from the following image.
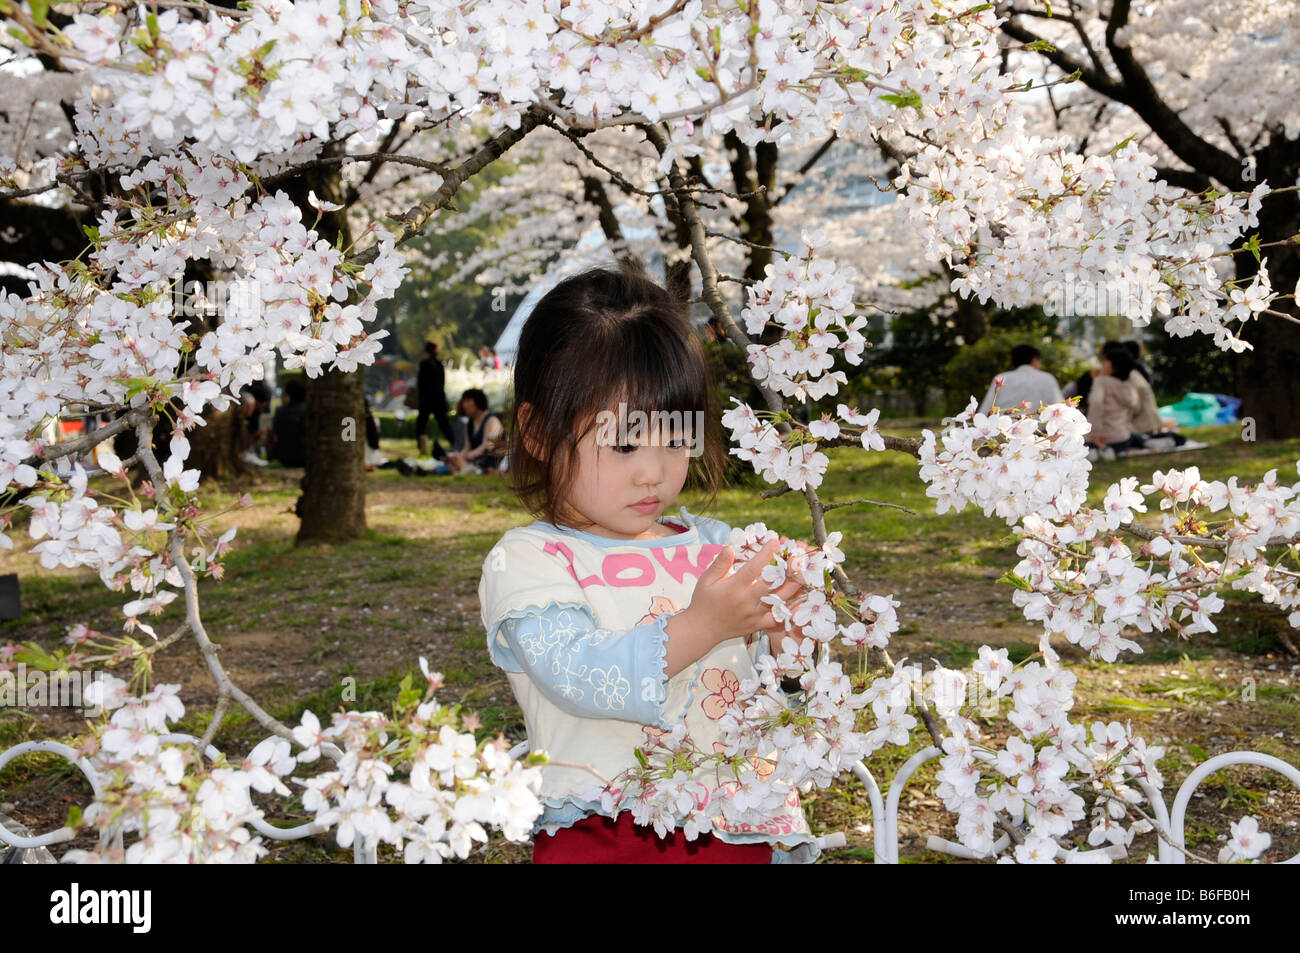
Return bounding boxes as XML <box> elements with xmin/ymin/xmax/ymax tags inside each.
<box><xmin>182</xmin><ymin>404</ymin><xmax>250</xmax><ymax>483</ymax></box>
<box><xmin>1235</xmin><ymin>185</ymin><xmax>1300</xmax><ymax>440</ymax></box>
<box><xmin>283</xmin><ymin>155</ymin><xmax>368</xmax><ymax>544</ymax></box>
<box><xmin>297</xmin><ymin>365</ymin><xmax>367</xmax><ymax>543</ymax></box>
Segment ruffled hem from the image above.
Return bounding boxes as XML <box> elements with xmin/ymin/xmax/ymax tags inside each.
<box><xmin>530</xmin><ymin>797</ymin><xmax>816</xmax><ymax>851</ymax></box>
<box><xmin>646</xmin><ymin>612</ymin><xmax>672</xmax><ymax>730</ymax></box>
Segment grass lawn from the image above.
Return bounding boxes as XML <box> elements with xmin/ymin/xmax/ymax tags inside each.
<box><xmin>2</xmin><ymin>423</ymin><xmax>1298</xmax><ymax>863</ymax></box>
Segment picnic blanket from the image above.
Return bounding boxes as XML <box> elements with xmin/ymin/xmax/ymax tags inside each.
<box><xmin>1158</xmin><ymin>392</ymin><xmax>1240</xmax><ymax>428</ymax></box>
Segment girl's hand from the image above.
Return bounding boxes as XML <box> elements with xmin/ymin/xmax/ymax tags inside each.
<box><xmin>691</xmin><ymin>539</ymin><xmax>796</xmax><ymax>641</ymax></box>
<box><xmin>662</xmin><ymin>536</ymin><xmax>813</xmax><ymax>677</ymax></box>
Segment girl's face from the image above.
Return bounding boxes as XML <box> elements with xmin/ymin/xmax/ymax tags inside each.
<box><xmin>556</xmin><ymin>408</ymin><xmax>692</xmax><ymax>540</ymax></box>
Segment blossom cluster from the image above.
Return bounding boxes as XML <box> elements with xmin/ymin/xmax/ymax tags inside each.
<box><xmin>1007</xmin><ymin>464</ymin><xmax>1300</xmax><ymax>660</ymax></box>
<box><xmin>60</xmin><ymin>663</ymin><xmax>543</xmax><ymax>863</ymax></box>
<box><xmin>918</xmin><ymin>398</ymin><xmax>1093</xmax><ymax>525</ymax></box>
<box><xmin>738</xmin><ymin>231</ymin><xmax>869</xmax><ymax>403</ymax></box>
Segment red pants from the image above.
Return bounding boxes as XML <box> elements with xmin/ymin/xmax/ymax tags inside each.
<box><xmin>533</xmin><ymin>811</ymin><xmax>773</xmax><ymax>864</ymax></box>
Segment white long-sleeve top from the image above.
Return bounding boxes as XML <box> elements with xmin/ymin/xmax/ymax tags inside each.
<box><xmin>977</xmin><ymin>364</ymin><xmax>1064</xmax><ymax>415</ymax></box>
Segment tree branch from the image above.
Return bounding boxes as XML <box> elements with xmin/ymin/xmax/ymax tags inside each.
<box><xmin>348</xmin><ymin>105</ymin><xmax>548</xmax><ymax>267</ymax></box>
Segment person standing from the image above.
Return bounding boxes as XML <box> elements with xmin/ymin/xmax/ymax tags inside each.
<box><xmin>416</xmin><ymin>340</ymin><xmax>453</xmax><ymax>458</ymax></box>
<box><xmin>268</xmin><ymin>377</ymin><xmax>308</xmax><ymax>468</ymax></box>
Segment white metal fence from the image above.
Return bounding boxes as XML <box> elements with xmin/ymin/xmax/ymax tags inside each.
<box><xmin>2</xmin><ymin>736</ymin><xmax>1295</xmax><ymax>864</ymax></box>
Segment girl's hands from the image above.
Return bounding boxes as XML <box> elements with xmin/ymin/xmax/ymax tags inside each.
<box><xmin>662</xmin><ymin>536</ymin><xmax>810</xmax><ymax>677</ymax></box>
<box><xmin>693</xmin><ymin>538</ymin><xmax>808</xmax><ymax>641</ymax></box>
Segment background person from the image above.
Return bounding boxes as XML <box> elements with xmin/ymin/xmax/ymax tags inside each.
<box><xmin>268</xmin><ymin>377</ymin><xmax>307</xmax><ymax>467</ymax></box>
<box><xmin>239</xmin><ymin>381</ymin><xmax>271</xmax><ymax>466</ymax></box>
<box><xmin>977</xmin><ymin>344</ymin><xmax>1064</xmax><ymax>415</ymax></box>
<box><xmin>1085</xmin><ymin>344</ymin><xmax>1142</xmax><ymax>458</ymax></box>
<box><xmin>446</xmin><ymin>388</ymin><xmax>505</xmax><ymax>473</ymax></box>
<box><xmin>416</xmin><ymin>340</ymin><xmax>452</xmax><ymax>458</ymax></box>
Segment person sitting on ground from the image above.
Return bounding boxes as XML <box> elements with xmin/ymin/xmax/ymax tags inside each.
<box><xmin>1121</xmin><ymin>351</ymin><xmax>1208</xmax><ymax>452</ymax></box>
<box><xmin>1085</xmin><ymin>345</ymin><xmax>1142</xmax><ymax>457</ymax></box>
<box><xmin>268</xmin><ymin>377</ymin><xmax>308</xmax><ymax>468</ymax></box>
<box><xmin>1123</xmin><ymin>352</ymin><xmax>1187</xmax><ymax>450</ymax></box>
<box><xmin>364</xmin><ymin>398</ymin><xmax>390</xmax><ymax>470</ymax></box>
<box><xmin>238</xmin><ymin>382</ymin><xmax>272</xmax><ymax>466</ymax></box>
<box><xmin>1122</xmin><ymin>339</ymin><xmax>1154</xmax><ymax>386</ymax></box>
<box><xmin>446</xmin><ymin>388</ymin><xmax>505</xmax><ymax>473</ymax></box>
<box><xmin>977</xmin><ymin>344</ymin><xmax>1064</xmax><ymax>415</ymax></box>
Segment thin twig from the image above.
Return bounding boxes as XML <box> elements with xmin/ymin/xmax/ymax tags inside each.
<box><xmin>133</xmin><ymin>416</ymin><xmax>299</xmax><ymax>746</ymax></box>
<box><xmin>21</xmin><ymin>405</ymin><xmax>155</xmax><ymax>471</ymax></box>
<box><xmin>823</xmin><ymin>497</ymin><xmax>918</xmax><ymax>515</ymax></box>
<box><xmin>198</xmin><ymin>693</ymin><xmax>231</xmax><ymax>751</ymax></box>
<box><xmin>1093</xmin><ymin>789</ymin><xmax>1214</xmax><ymax>864</ymax></box>
<box><xmin>1120</xmin><ymin>520</ymin><xmax>1300</xmax><ymax>553</ymax></box>
<box><xmin>704</xmin><ymin>228</ymin><xmax>784</xmax><ymax>253</ymax></box>
<box><xmin>348</xmin><ymin>105</ymin><xmax>548</xmax><ymax>267</ymax></box>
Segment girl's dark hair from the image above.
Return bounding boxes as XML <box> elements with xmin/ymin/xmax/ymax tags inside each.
<box><xmin>508</xmin><ymin>262</ymin><xmax>727</xmax><ymax>528</ymax></box>
<box><xmin>1102</xmin><ymin>342</ymin><xmax>1135</xmax><ymax>381</ymax></box>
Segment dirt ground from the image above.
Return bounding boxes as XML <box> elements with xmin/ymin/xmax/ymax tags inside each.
<box><xmin>2</xmin><ymin>466</ymin><xmax>1297</xmax><ymax>864</ymax></box>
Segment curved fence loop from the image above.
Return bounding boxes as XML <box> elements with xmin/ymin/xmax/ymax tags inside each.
<box><xmin>0</xmin><ymin>740</ymin><xmax>104</xmax><ymax>851</ymax></box>
<box><xmin>1167</xmin><ymin>752</ymin><xmax>1300</xmax><ymax>866</ymax></box>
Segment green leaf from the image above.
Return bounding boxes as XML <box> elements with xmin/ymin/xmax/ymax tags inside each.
<box><xmin>1109</xmin><ymin>133</ymin><xmax>1137</xmax><ymax>156</ymax></box>
<box><xmin>1026</xmin><ymin>39</ymin><xmax>1056</xmax><ymax>53</ymax></box>
<box><xmin>82</xmin><ymin>224</ymin><xmax>100</xmax><ymax>243</ymax></box>
<box><xmin>64</xmin><ymin>804</ymin><xmax>83</xmax><ymax>829</ymax></box>
<box><xmin>14</xmin><ymin>641</ymin><xmax>62</xmax><ymax>671</ymax></box>
<box><xmin>124</xmin><ymin>376</ymin><xmax>154</xmax><ymax>399</ymax></box>
<box><xmin>879</xmin><ymin>90</ymin><xmax>923</xmax><ymax>114</ymax></box>
<box><xmin>6</xmin><ymin>25</ymin><xmax>35</xmax><ymax>47</ymax></box>
<box><xmin>28</xmin><ymin>0</ymin><xmax>48</xmax><ymax>28</ymax></box>
<box><xmin>997</xmin><ymin>569</ymin><xmax>1031</xmax><ymax>591</ymax></box>
<box><xmin>1243</xmin><ymin>233</ymin><xmax>1261</xmax><ymax>263</ymax></box>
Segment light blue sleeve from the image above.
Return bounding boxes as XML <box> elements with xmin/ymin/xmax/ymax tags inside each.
<box><xmin>496</xmin><ymin>603</ymin><xmax>673</xmax><ymax>728</ymax></box>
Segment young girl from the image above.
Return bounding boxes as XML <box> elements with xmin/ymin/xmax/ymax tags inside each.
<box><xmin>478</xmin><ymin>265</ymin><xmax>814</xmax><ymax>863</ymax></box>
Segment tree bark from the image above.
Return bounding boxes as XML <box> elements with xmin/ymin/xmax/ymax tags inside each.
<box><xmin>296</xmin><ymin>364</ymin><xmax>367</xmax><ymax>543</ymax></box>
<box><xmin>283</xmin><ymin>155</ymin><xmax>368</xmax><ymax>544</ymax></box>
<box><xmin>1236</xmin><ymin>184</ymin><xmax>1300</xmax><ymax>439</ymax></box>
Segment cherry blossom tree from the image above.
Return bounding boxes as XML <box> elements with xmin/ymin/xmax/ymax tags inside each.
<box><xmin>0</xmin><ymin>0</ymin><xmax>1295</xmax><ymax>863</ymax></box>
<box><xmin>996</xmin><ymin>0</ymin><xmax>1300</xmax><ymax>437</ymax></box>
